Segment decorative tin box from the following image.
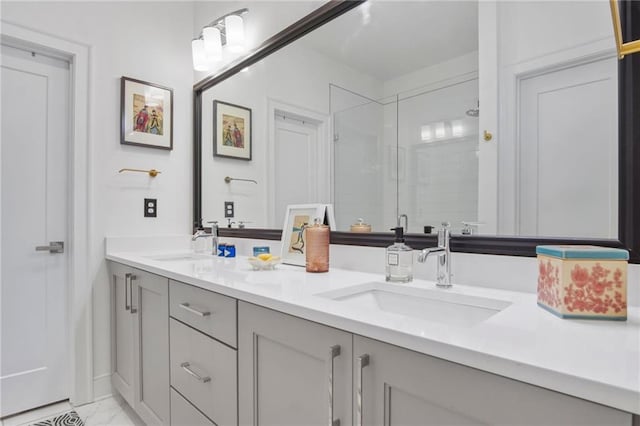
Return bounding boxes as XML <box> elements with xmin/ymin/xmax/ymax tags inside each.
<box><xmin>536</xmin><ymin>245</ymin><xmax>628</xmax><ymax>320</ymax></box>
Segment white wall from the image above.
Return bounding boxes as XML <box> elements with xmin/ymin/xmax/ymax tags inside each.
<box><xmin>498</xmin><ymin>1</ymin><xmax>614</xmax><ymax>67</ymax></box>
<box><xmin>200</xmin><ymin>41</ymin><xmax>382</xmax><ymax>229</ymax></box>
<box><xmin>1</xmin><ymin>1</ymin><xmax>195</xmax><ymax>399</ymax></box>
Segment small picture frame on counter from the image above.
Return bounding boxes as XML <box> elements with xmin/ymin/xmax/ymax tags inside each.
<box><xmin>280</xmin><ymin>204</ymin><xmax>334</xmax><ymax>266</ymax></box>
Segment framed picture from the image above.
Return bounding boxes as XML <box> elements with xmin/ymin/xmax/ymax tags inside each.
<box><xmin>120</xmin><ymin>76</ymin><xmax>173</xmax><ymax>150</ymax></box>
<box><xmin>213</xmin><ymin>100</ymin><xmax>252</xmax><ymax>160</ymax></box>
<box><xmin>280</xmin><ymin>204</ymin><xmax>327</xmax><ymax>266</ymax></box>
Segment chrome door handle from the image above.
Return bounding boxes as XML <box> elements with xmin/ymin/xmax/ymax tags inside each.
<box><xmin>128</xmin><ymin>274</ymin><xmax>137</xmax><ymax>314</ymax></box>
<box><xmin>124</xmin><ymin>273</ymin><xmax>131</xmax><ymax>311</ymax></box>
<box><xmin>35</xmin><ymin>241</ymin><xmax>64</xmax><ymax>253</ymax></box>
<box><xmin>179</xmin><ymin>302</ymin><xmax>211</xmax><ymax>317</ymax></box>
<box><xmin>328</xmin><ymin>345</ymin><xmax>341</xmax><ymax>426</ymax></box>
<box><xmin>356</xmin><ymin>354</ymin><xmax>370</xmax><ymax>426</ymax></box>
<box><xmin>180</xmin><ymin>362</ymin><xmax>211</xmax><ymax>383</ymax></box>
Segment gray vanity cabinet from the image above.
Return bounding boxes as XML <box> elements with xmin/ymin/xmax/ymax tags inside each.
<box><xmin>109</xmin><ymin>262</ymin><xmax>170</xmax><ymax>426</ymax></box>
<box><xmin>238</xmin><ymin>301</ymin><xmax>353</xmax><ymax>426</ymax></box>
<box><xmin>353</xmin><ymin>335</ymin><xmax>632</xmax><ymax>426</ymax></box>
<box><xmin>110</xmin><ymin>262</ymin><xmax>135</xmax><ymax>406</ymax></box>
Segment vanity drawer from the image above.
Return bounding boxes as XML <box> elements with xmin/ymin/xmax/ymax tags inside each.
<box><xmin>169</xmin><ymin>319</ymin><xmax>237</xmax><ymax>426</ymax></box>
<box><xmin>170</xmin><ymin>388</ymin><xmax>215</xmax><ymax>426</ymax></box>
<box><xmin>170</xmin><ymin>279</ymin><xmax>237</xmax><ymax>348</ymax></box>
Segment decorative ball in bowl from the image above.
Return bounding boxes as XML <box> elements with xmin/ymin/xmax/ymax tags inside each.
<box><xmin>248</xmin><ymin>254</ymin><xmax>281</xmax><ymax>270</ymax></box>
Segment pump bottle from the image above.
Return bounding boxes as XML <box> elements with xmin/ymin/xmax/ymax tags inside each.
<box><xmin>385</xmin><ymin>227</ymin><xmax>413</xmax><ymax>283</ymax></box>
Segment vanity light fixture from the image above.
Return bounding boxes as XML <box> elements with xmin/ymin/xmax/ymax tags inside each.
<box><xmin>420</xmin><ymin>119</ymin><xmax>469</xmax><ymax>143</ymax></box>
<box><xmin>192</xmin><ymin>8</ymin><xmax>248</xmax><ymax>71</ymax></box>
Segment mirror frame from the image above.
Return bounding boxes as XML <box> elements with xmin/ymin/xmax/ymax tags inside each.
<box><xmin>194</xmin><ymin>0</ymin><xmax>640</xmax><ymax>263</ymax></box>
<box><xmin>610</xmin><ymin>0</ymin><xmax>640</xmax><ymax>58</ymax></box>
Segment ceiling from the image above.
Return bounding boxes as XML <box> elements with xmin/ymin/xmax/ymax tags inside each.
<box><xmin>300</xmin><ymin>1</ymin><xmax>479</xmax><ymax>81</ymax></box>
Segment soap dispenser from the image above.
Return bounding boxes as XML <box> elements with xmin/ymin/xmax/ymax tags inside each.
<box><xmin>385</xmin><ymin>227</ymin><xmax>413</xmax><ymax>283</ymax></box>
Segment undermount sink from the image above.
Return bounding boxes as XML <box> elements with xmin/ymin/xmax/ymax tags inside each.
<box><xmin>146</xmin><ymin>253</ymin><xmax>215</xmax><ymax>262</ymax></box>
<box><xmin>319</xmin><ymin>282</ymin><xmax>511</xmax><ymax>327</ymax></box>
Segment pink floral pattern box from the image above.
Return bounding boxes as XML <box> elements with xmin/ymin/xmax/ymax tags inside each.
<box><xmin>536</xmin><ymin>245</ymin><xmax>628</xmax><ymax>320</ymax></box>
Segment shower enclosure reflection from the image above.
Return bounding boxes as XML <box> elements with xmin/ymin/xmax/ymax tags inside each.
<box><xmin>331</xmin><ymin>78</ymin><xmax>480</xmax><ymax>234</ymax></box>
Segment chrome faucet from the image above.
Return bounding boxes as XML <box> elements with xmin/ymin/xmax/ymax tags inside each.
<box><xmin>191</xmin><ymin>221</ymin><xmax>219</xmax><ymax>255</ymax></box>
<box><xmin>417</xmin><ymin>222</ymin><xmax>452</xmax><ymax>288</ymax></box>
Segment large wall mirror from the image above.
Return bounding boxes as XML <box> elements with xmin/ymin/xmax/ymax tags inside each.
<box><xmin>194</xmin><ymin>0</ymin><xmax>640</xmax><ymax>262</ymax></box>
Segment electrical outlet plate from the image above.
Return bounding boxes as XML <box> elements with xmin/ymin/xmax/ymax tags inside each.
<box><xmin>224</xmin><ymin>201</ymin><xmax>234</xmax><ymax>218</ymax></box>
<box><xmin>144</xmin><ymin>198</ymin><xmax>157</xmax><ymax>217</ymax></box>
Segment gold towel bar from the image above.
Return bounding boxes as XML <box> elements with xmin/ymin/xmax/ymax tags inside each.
<box><xmin>119</xmin><ymin>168</ymin><xmax>161</xmax><ymax>177</ymax></box>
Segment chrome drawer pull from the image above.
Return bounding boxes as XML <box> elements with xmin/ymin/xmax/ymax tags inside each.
<box><xmin>129</xmin><ymin>274</ymin><xmax>137</xmax><ymax>314</ymax></box>
<box><xmin>357</xmin><ymin>354</ymin><xmax>370</xmax><ymax>426</ymax></box>
<box><xmin>179</xmin><ymin>302</ymin><xmax>211</xmax><ymax>317</ymax></box>
<box><xmin>180</xmin><ymin>362</ymin><xmax>211</xmax><ymax>383</ymax></box>
<box><xmin>328</xmin><ymin>345</ymin><xmax>341</xmax><ymax>426</ymax></box>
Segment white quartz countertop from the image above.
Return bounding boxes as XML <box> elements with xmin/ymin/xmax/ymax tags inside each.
<box><xmin>106</xmin><ymin>246</ymin><xmax>640</xmax><ymax>414</ymax></box>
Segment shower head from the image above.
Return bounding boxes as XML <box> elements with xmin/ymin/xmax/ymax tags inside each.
<box><xmin>466</xmin><ymin>100</ymin><xmax>480</xmax><ymax>117</ymax></box>
<box><xmin>465</xmin><ymin>108</ymin><xmax>479</xmax><ymax>117</ymax></box>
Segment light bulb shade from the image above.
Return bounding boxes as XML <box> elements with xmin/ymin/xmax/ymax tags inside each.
<box><xmin>203</xmin><ymin>26</ymin><xmax>222</xmax><ymax>61</ymax></box>
<box><xmin>225</xmin><ymin>14</ymin><xmax>245</xmax><ymax>52</ymax></box>
<box><xmin>192</xmin><ymin>39</ymin><xmax>208</xmax><ymax>71</ymax></box>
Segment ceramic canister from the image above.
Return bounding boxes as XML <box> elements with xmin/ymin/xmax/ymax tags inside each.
<box><xmin>536</xmin><ymin>245</ymin><xmax>628</xmax><ymax>320</ymax></box>
<box><xmin>305</xmin><ymin>219</ymin><xmax>329</xmax><ymax>273</ymax></box>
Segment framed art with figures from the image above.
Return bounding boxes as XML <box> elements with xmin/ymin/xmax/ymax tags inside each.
<box><xmin>120</xmin><ymin>76</ymin><xmax>173</xmax><ymax>150</ymax></box>
<box><xmin>213</xmin><ymin>100</ymin><xmax>252</xmax><ymax>160</ymax></box>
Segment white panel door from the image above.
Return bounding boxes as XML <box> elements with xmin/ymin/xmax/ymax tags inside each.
<box><xmin>1</xmin><ymin>45</ymin><xmax>70</xmax><ymax>417</ymax></box>
<box><xmin>274</xmin><ymin>115</ymin><xmax>319</xmax><ymax>225</ymax></box>
<box><xmin>518</xmin><ymin>57</ymin><xmax>617</xmax><ymax>238</ymax></box>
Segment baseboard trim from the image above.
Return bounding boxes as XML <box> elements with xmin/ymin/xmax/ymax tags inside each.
<box><xmin>92</xmin><ymin>374</ymin><xmax>112</xmax><ymax>401</ymax></box>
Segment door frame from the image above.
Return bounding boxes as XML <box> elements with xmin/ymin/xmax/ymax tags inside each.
<box><xmin>1</xmin><ymin>21</ymin><xmax>92</xmax><ymax>406</ymax></box>
<box><xmin>266</xmin><ymin>99</ymin><xmax>329</xmax><ymax>227</ymax></box>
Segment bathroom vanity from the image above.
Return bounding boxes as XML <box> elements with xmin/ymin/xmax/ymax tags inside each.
<box><xmin>106</xmin><ymin>238</ymin><xmax>639</xmax><ymax>426</ymax></box>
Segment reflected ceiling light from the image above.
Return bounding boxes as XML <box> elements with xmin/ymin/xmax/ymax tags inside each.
<box><xmin>435</xmin><ymin>122</ymin><xmax>446</xmax><ymax>139</ymax></box>
<box><xmin>451</xmin><ymin>120</ymin><xmax>464</xmax><ymax>137</ymax></box>
<box><xmin>421</xmin><ymin>125</ymin><xmax>432</xmax><ymax>141</ymax></box>
<box><xmin>192</xmin><ymin>8</ymin><xmax>248</xmax><ymax>71</ymax></box>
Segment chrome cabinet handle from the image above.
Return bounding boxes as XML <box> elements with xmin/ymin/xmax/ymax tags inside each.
<box><xmin>179</xmin><ymin>302</ymin><xmax>211</xmax><ymax>317</ymax></box>
<box><xmin>35</xmin><ymin>241</ymin><xmax>64</xmax><ymax>253</ymax></box>
<box><xmin>129</xmin><ymin>274</ymin><xmax>137</xmax><ymax>314</ymax></box>
<box><xmin>328</xmin><ymin>345</ymin><xmax>341</xmax><ymax>426</ymax></box>
<box><xmin>356</xmin><ymin>354</ymin><xmax>370</xmax><ymax>426</ymax></box>
<box><xmin>180</xmin><ymin>362</ymin><xmax>211</xmax><ymax>383</ymax></box>
<box><xmin>124</xmin><ymin>273</ymin><xmax>131</xmax><ymax>311</ymax></box>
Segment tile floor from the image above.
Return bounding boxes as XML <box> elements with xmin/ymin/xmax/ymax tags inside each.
<box><xmin>1</xmin><ymin>395</ymin><xmax>143</xmax><ymax>426</ymax></box>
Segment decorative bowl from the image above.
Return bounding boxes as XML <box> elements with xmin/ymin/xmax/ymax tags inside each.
<box><xmin>248</xmin><ymin>255</ymin><xmax>281</xmax><ymax>271</ymax></box>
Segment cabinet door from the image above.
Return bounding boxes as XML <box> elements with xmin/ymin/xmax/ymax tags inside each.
<box><xmin>239</xmin><ymin>302</ymin><xmax>352</xmax><ymax>426</ymax></box>
<box><xmin>131</xmin><ymin>269</ymin><xmax>170</xmax><ymax>426</ymax></box>
<box><xmin>354</xmin><ymin>336</ymin><xmax>632</xmax><ymax>426</ymax></box>
<box><xmin>109</xmin><ymin>262</ymin><xmax>134</xmax><ymax>406</ymax></box>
